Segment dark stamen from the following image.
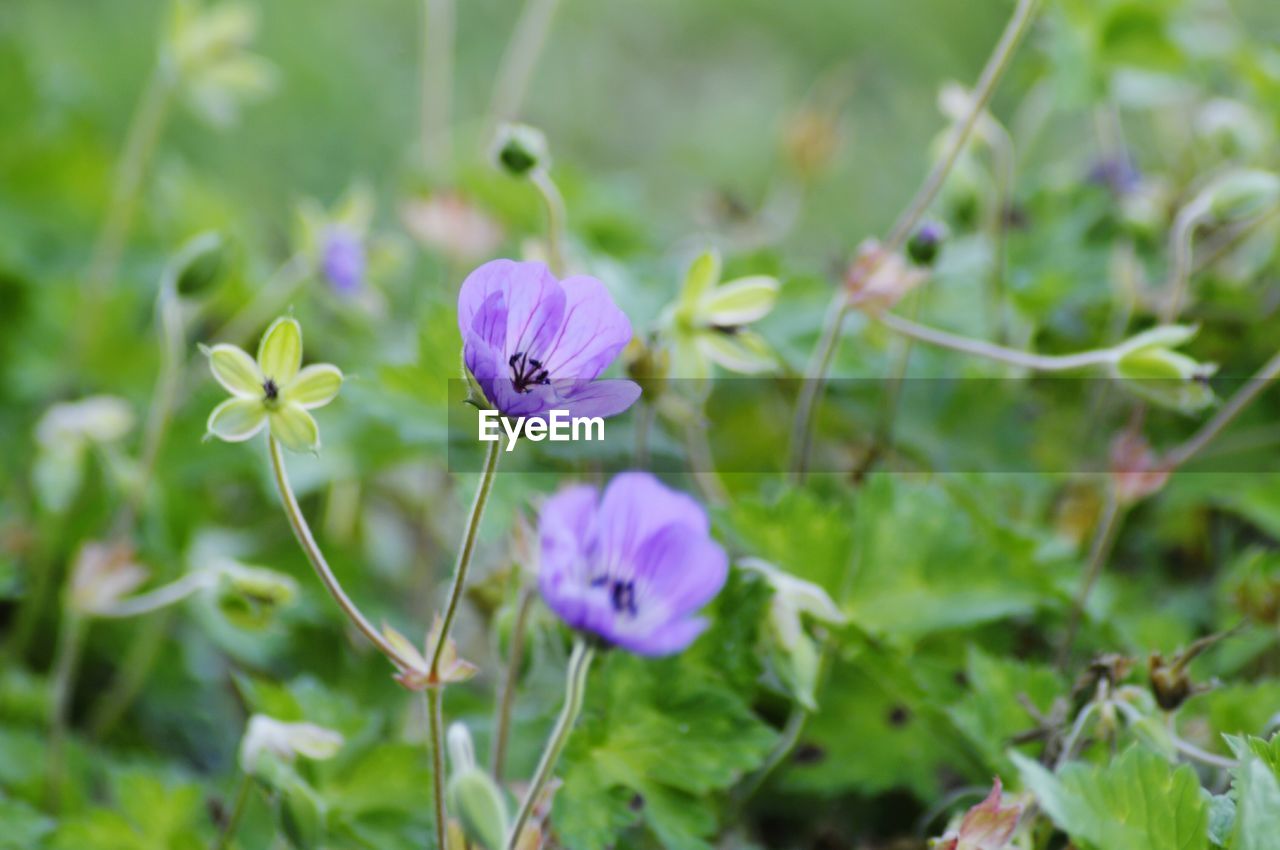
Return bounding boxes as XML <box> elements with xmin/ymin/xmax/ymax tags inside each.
<box><xmin>609</xmin><ymin>580</ymin><xmax>637</xmax><ymax>616</ymax></box>
<box><xmin>263</xmin><ymin>378</ymin><xmax>279</xmax><ymax>401</ymax></box>
<box><xmin>508</xmin><ymin>350</ymin><xmax>553</xmax><ymax>393</ymax></box>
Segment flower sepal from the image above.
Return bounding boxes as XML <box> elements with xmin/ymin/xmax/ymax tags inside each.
<box><xmin>385</xmin><ymin>618</ymin><xmax>479</xmax><ymax>691</ymax></box>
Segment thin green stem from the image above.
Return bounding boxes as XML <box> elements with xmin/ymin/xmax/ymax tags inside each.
<box><xmin>877</xmin><ymin>310</ymin><xmax>1121</xmax><ymax>372</ymax></box>
<box><xmin>734</xmin><ymin>707</ymin><xmax>809</xmax><ymax>807</ymax></box>
<box><xmin>46</xmin><ymin>611</ymin><xmax>86</xmax><ymax>812</ymax></box>
<box><xmin>1056</xmin><ymin>487</ymin><xmax>1125</xmax><ymax>670</ymax></box>
<box><xmin>268</xmin><ymin>435</ymin><xmax>413</xmax><ymax>669</ymax></box>
<box><xmin>487</xmin><ymin>0</ymin><xmax>562</xmax><ymax>128</ymax></box>
<box><xmin>420</xmin><ymin>0</ymin><xmax>454</xmax><ymax>172</ymax></box>
<box><xmin>83</xmin><ymin>63</ymin><xmax>175</xmax><ymax>304</ymax></box>
<box><xmin>491</xmin><ymin>583</ymin><xmax>536</xmax><ymax>782</ymax></box>
<box><xmin>530</xmin><ymin>169</ymin><xmax>567</xmax><ymax>278</ymax></box>
<box><xmin>1160</xmin><ymin>196</ymin><xmax>1210</xmax><ymax>323</ymax></box>
<box><xmin>426</xmin><ymin>688</ymin><xmax>448</xmax><ymax>850</ymax></box>
<box><xmin>985</xmin><ymin>119</ymin><xmax>1016</xmax><ymax>344</ymax></box>
<box><xmin>788</xmin><ymin>0</ymin><xmax>1041</xmax><ymax>480</ymax></box>
<box><xmin>213</xmin><ymin>773</ymin><xmax>253</xmax><ymax>850</ymax></box>
<box><xmin>428</xmin><ymin>439</ymin><xmax>501</xmax><ymax>677</ymax></box>
<box><xmin>92</xmin><ymin>571</ymin><xmax>215</xmax><ymax>619</ymax></box>
<box><xmin>1161</xmin><ymin>347</ymin><xmax>1280</xmax><ymax>470</ymax></box>
<box><xmin>506</xmin><ymin>638</ymin><xmax>595</xmax><ymax>850</ymax></box>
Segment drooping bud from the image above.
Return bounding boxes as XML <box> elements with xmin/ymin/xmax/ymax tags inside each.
<box><xmin>215</xmin><ymin>561</ymin><xmax>299</xmax><ymax>630</ymax></box>
<box><xmin>445</xmin><ymin>723</ymin><xmax>510</xmax><ymax>850</ymax></box>
<box><xmin>492</xmin><ymin>122</ymin><xmax>550</xmax><ymax>177</ymax></box>
<box><xmin>1109</xmin><ymin>325</ymin><xmax>1217</xmax><ymax>412</ymax></box>
<box><xmin>907</xmin><ymin>221</ymin><xmax>948</xmax><ymax>266</ymax></box>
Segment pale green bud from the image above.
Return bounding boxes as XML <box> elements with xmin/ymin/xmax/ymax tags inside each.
<box><xmin>445</xmin><ymin>723</ymin><xmax>509</xmax><ymax>850</ymax></box>
<box><xmin>492</xmin><ymin>122</ymin><xmax>550</xmax><ymax>177</ymax></box>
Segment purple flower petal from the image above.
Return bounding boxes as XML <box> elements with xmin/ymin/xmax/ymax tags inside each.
<box><xmin>610</xmin><ymin>616</ymin><xmax>709</xmax><ymax>657</ymax></box>
<box><xmin>597</xmin><ymin>472</ymin><xmax>709</xmax><ymax>568</ymax></box>
<box><xmin>631</xmin><ymin>523</ymin><xmax>729</xmax><ymax>620</ymax></box>
<box><xmin>537</xmin><ymin>275</ymin><xmax>633</xmax><ymax>380</ymax></box>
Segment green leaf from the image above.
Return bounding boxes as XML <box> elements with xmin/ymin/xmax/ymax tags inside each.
<box><xmin>553</xmin><ymin>652</ymin><xmax>774</xmax><ymax>849</ymax></box>
<box><xmin>1232</xmin><ymin>758</ymin><xmax>1280</xmax><ymax>850</ymax></box>
<box><xmin>0</xmin><ymin>797</ymin><xmax>54</xmax><ymax>849</ymax></box>
<box><xmin>1013</xmin><ymin>747</ymin><xmax>1209</xmax><ymax>850</ymax></box>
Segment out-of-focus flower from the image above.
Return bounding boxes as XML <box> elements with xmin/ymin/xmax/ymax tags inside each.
<box><xmin>296</xmin><ymin>185</ymin><xmax>399</xmax><ymax>300</ymax></box>
<box><xmin>1087</xmin><ymin>156</ymin><xmax>1142</xmax><ymax>196</ymax></box>
<box><xmin>203</xmin><ymin>317</ymin><xmax>343</xmax><ymax>453</ymax></box>
<box><xmin>401</xmin><ymin>191</ymin><xmax>504</xmax><ymax>265</ymax></box>
<box><xmin>845</xmin><ymin>239</ymin><xmax>928</xmax><ymax>311</ymax></box>
<box><xmin>321</xmin><ymin>227</ymin><xmax>365</xmax><ymax>295</ymax></box>
<box><xmin>662</xmin><ymin>250</ymin><xmax>779</xmax><ymax>380</ymax></box>
<box><xmin>68</xmin><ymin>541</ymin><xmax>149</xmax><ymax>616</ymax></box>
<box><xmin>932</xmin><ymin>777</ymin><xmax>1022</xmax><ymax>850</ymax></box>
<box><xmin>782</xmin><ymin>102</ymin><xmax>844</xmax><ymax>182</ymax></box>
<box><xmin>740</xmin><ymin>558</ymin><xmax>846</xmax><ymax>710</ymax></box>
<box><xmin>458</xmin><ymin>259</ymin><xmax>639</xmax><ymax>420</ymax></box>
<box><xmin>1109</xmin><ymin>431</ymin><xmax>1170</xmax><ymax>505</ymax></box>
<box><xmin>33</xmin><ymin>396</ymin><xmax>136</xmax><ymax>513</ymax></box>
<box><xmin>446</xmin><ymin>723</ymin><xmax>509</xmax><ymax>850</ymax></box>
<box><xmin>215</xmin><ymin>560</ymin><xmax>299</xmax><ymax>630</ymax></box>
<box><xmin>907</xmin><ymin>220</ymin><xmax>948</xmax><ymax>266</ymax></box>
<box><xmin>538</xmin><ymin>472</ymin><xmax>728</xmax><ymax>656</ymax></box>
<box><xmin>238</xmin><ymin>714</ymin><xmax>343</xmax><ymax>775</ymax></box>
<box><xmin>165</xmin><ymin>0</ymin><xmax>277</xmax><ymax>128</ymax></box>
<box><xmin>492</xmin><ymin>123</ymin><xmax>550</xmax><ymax>177</ymax></box>
<box><xmin>1108</xmin><ymin>324</ymin><xmax>1216</xmax><ymax>413</ymax></box>
<box><xmin>1196</xmin><ymin>99</ymin><xmax>1268</xmax><ymax>159</ymax></box>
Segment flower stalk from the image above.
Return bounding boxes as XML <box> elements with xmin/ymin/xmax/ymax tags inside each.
<box><xmin>506</xmin><ymin>638</ymin><xmax>595</xmax><ymax>849</ymax></box>
<box><xmin>530</xmin><ymin>169</ymin><xmax>567</xmax><ymax>277</ymax></box>
<box><xmin>491</xmin><ymin>582</ymin><xmax>536</xmax><ymax>781</ymax></box>
<box><xmin>213</xmin><ymin>773</ymin><xmax>253</xmax><ymax>850</ymax></box>
<box><xmin>46</xmin><ymin>610</ymin><xmax>86</xmax><ymax>812</ymax></box>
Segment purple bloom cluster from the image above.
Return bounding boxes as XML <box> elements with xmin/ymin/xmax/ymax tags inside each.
<box><xmin>537</xmin><ymin>472</ymin><xmax>729</xmax><ymax>656</ymax></box>
<box><xmin>457</xmin><ymin>260</ymin><xmax>639</xmax><ymax>420</ymax></box>
<box><xmin>322</xmin><ymin>227</ymin><xmax>366</xmax><ymax>295</ymax></box>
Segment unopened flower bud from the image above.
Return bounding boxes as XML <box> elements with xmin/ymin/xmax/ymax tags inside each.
<box><xmin>845</xmin><ymin>239</ymin><xmax>927</xmax><ymax>311</ymax></box>
<box><xmin>1110</xmin><ymin>325</ymin><xmax>1217</xmax><ymax>412</ymax></box>
<box><xmin>446</xmin><ymin>723</ymin><xmax>509</xmax><ymax>850</ymax></box>
<box><xmin>1109</xmin><ymin>431</ymin><xmax>1169</xmax><ymax>506</ymax></box>
<box><xmin>216</xmin><ymin>562</ymin><xmax>298</xmax><ymax>630</ymax></box>
<box><xmin>907</xmin><ymin>221</ymin><xmax>947</xmax><ymax>266</ymax></box>
<box><xmin>492</xmin><ymin>123</ymin><xmax>549</xmax><ymax>177</ymax></box>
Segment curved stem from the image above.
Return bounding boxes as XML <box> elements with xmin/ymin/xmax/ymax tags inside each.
<box><xmin>213</xmin><ymin>773</ymin><xmax>253</xmax><ymax>850</ymax></box>
<box><xmin>1160</xmin><ymin>197</ymin><xmax>1210</xmax><ymax>324</ymax></box>
<box><xmin>92</xmin><ymin>571</ymin><xmax>216</xmax><ymax>619</ymax></box>
<box><xmin>425</xmin><ymin>688</ymin><xmax>448</xmax><ymax>850</ymax></box>
<box><xmin>491</xmin><ymin>583</ymin><xmax>536</xmax><ymax>781</ymax></box>
<box><xmin>506</xmin><ymin>638</ymin><xmax>595</xmax><ymax>849</ymax></box>
<box><xmin>735</xmin><ymin>707</ymin><xmax>809</xmax><ymax>806</ymax></box>
<box><xmin>788</xmin><ymin>0</ymin><xmax>1040</xmax><ymax>479</ymax></box>
<box><xmin>1056</xmin><ymin>487</ymin><xmax>1125</xmax><ymax>670</ymax></box>
<box><xmin>1161</xmin><ymin>347</ymin><xmax>1280</xmax><ymax>470</ymax></box>
<box><xmin>268</xmin><ymin>435</ymin><xmax>412</xmax><ymax>669</ymax></box>
<box><xmin>530</xmin><ymin>169</ymin><xmax>567</xmax><ymax>278</ymax></box>
<box><xmin>877</xmin><ymin>310</ymin><xmax>1121</xmax><ymax>372</ymax></box>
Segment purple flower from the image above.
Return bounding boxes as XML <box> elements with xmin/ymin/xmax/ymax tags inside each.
<box><xmin>322</xmin><ymin>227</ymin><xmax>366</xmax><ymax>295</ymax></box>
<box><xmin>537</xmin><ymin>472</ymin><xmax>729</xmax><ymax>656</ymax></box>
<box><xmin>457</xmin><ymin>259</ymin><xmax>640</xmax><ymax>419</ymax></box>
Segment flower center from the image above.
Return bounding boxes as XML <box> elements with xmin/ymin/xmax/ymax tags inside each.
<box><xmin>508</xmin><ymin>351</ymin><xmax>550</xmax><ymax>393</ymax></box>
<box><xmin>263</xmin><ymin>378</ymin><xmax>280</xmax><ymax>402</ymax></box>
<box><xmin>592</xmin><ymin>576</ymin><xmax>637</xmax><ymax>616</ymax></box>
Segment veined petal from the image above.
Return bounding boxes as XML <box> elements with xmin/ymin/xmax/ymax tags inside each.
<box><xmin>208</xmin><ymin>344</ymin><xmax>263</xmax><ymax>398</ymax></box>
<box><xmin>597</xmin><ymin>472</ymin><xmax>709</xmax><ymax>568</ymax></box>
<box><xmin>207</xmin><ymin>397</ymin><xmax>267</xmax><ymax>442</ymax></box>
<box><xmin>257</xmin><ymin>317</ymin><xmax>303</xmax><ymax>384</ymax></box>
<box><xmin>538</xmin><ymin>274</ymin><xmax>632</xmax><ymax>380</ymax></box>
<box><xmin>285</xmin><ymin>364</ymin><xmax>343</xmax><ymax>409</ymax></box>
<box><xmin>269</xmin><ymin>403</ymin><xmax>320</xmax><ymax>453</ymax></box>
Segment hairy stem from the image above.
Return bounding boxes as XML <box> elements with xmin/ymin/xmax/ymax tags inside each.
<box><xmin>268</xmin><ymin>435</ymin><xmax>412</xmax><ymax>668</ymax></box>
<box><xmin>507</xmin><ymin>638</ymin><xmax>594</xmax><ymax>849</ymax></box>
<box><xmin>426</xmin><ymin>687</ymin><xmax>448</xmax><ymax>850</ymax></box>
<box><xmin>788</xmin><ymin>0</ymin><xmax>1041</xmax><ymax>479</ymax></box>
<box><xmin>491</xmin><ymin>583</ymin><xmax>536</xmax><ymax>781</ymax></box>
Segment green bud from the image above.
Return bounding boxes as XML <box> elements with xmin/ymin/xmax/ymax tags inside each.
<box><xmin>1202</xmin><ymin>169</ymin><xmax>1280</xmax><ymax>222</ymax></box>
<box><xmin>492</xmin><ymin>122</ymin><xmax>549</xmax><ymax>177</ymax></box>
<box><xmin>1112</xmin><ymin>325</ymin><xmax>1217</xmax><ymax>412</ymax></box>
<box><xmin>446</xmin><ymin>723</ymin><xmax>509</xmax><ymax>850</ymax></box>
<box><xmin>907</xmin><ymin>221</ymin><xmax>947</xmax><ymax>266</ymax></box>
<box><xmin>216</xmin><ymin>562</ymin><xmax>298</xmax><ymax>630</ymax></box>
